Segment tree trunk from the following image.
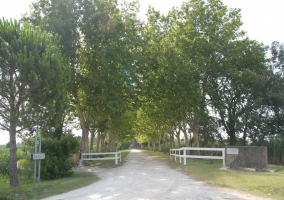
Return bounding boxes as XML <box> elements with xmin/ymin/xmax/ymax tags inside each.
<box><xmin>158</xmin><ymin>132</ymin><xmax>162</xmax><ymax>152</ymax></box>
<box><xmin>174</xmin><ymin>129</ymin><xmax>181</xmax><ymax>148</ymax></box>
<box><xmin>90</xmin><ymin>130</ymin><xmax>96</xmax><ymax>151</ymax></box>
<box><xmin>100</xmin><ymin>133</ymin><xmax>106</xmax><ymax>152</ymax></box>
<box><xmin>152</xmin><ymin>140</ymin><xmax>156</xmax><ymax>152</ymax></box>
<box><xmin>229</xmin><ymin>131</ymin><xmax>237</xmax><ymax>146</ymax></box>
<box><xmin>163</xmin><ymin>133</ymin><xmax>166</xmax><ymax>153</ymax></box>
<box><xmin>74</xmin><ymin>94</ymin><xmax>90</xmax><ymax>154</ymax></box>
<box><xmin>226</xmin><ymin>119</ymin><xmax>237</xmax><ymax>146</ymax></box>
<box><xmin>242</xmin><ymin>98</ymin><xmax>251</xmax><ymax>146</ymax></box>
<box><xmin>170</xmin><ymin>131</ymin><xmax>175</xmax><ymax>149</ymax></box>
<box><xmin>107</xmin><ymin>132</ymin><xmax>116</xmax><ymax>152</ymax></box>
<box><xmin>9</xmin><ymin>122</ymin><xmax>19</xmax><ymax>186</ymax></box>
<box><xmin>169</xmin><ymin>126</ymin><xmax>176</xmax><ymax>149</ymax></box>
<box><xmin>181</xmin><ymin>122</ymin><xmax>189</xmax><ymax>146</ymax></box>
<box><xmin>96</xmin><ymin>132</ymin><xmax>101</xmax><ymax>152</ymax></box>
<box><xmin>190</xmin><ymin>114</ymin><xmax>200</xmax><ymax>148</ymax></box>
<box><xmin>160</xmin><ymin>131</ymin><xmax>165</xmax><ymax>152</ymax></box>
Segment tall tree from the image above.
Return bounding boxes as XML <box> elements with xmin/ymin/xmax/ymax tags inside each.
<box><xmin>22</xmin><ymin>0</ymin><xmax>95</xmax><ymax>153</ymax></box>
<box><xmin>207</xmin><ymin>39</ymin><xmax>267</xmax><ymax>145</ymax></box>
<box><xmin>78</xmin><ymin>0</ymin><xmax>142</xmax><ymax>151</ymax></box>
<box><xmin>0</xmin><ymin>19</ymin><xmax>69</xmax><ymax>186</ymax></box>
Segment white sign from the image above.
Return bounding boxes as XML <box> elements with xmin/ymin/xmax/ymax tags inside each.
<box><xmin>227</xmin><ymin>148</ymin><xmax>239</xmax><ymax>155</ymax></box>
<box><xmin>31</xmin><ymin>153</ymin><xmax>45</xmax><ymax>160</ymax></box>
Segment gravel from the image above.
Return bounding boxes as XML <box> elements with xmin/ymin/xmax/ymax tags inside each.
<box><xmin>42</xmin><ymin>149</ymin><xmax>271</xmax><ymax>200</ymax></box>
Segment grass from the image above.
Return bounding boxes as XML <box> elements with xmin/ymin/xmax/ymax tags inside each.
<box><xmin>0</xmin><ymin>172</ymin><xmax>99</xmax><ymax>200</ymax></box>
<box><xmin>0</xmin><ymin>150</ymin><xmax>131</xmax><ymax>200</ymax></box>
<box><xmin>143</xmin><ymin>150</ymin><xmax>284</xmax><ymax>200</ymax></box>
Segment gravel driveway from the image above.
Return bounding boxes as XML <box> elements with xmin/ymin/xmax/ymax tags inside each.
<box><xmin>43</xmin><ymin>149</ymin><xmax>270</xmax><ymax>200</ymax></box>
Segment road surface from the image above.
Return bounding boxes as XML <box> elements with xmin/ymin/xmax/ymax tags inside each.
<box><xmin>43</xmin><ymin>149</ymin><xmax>270</xmax><ymax>200</ymax></box>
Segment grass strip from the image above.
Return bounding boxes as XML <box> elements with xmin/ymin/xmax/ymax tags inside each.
<box><xmin>0</xmin><ymin>172</ymin><xmax>99</xmax><ymax>200</ymax></box>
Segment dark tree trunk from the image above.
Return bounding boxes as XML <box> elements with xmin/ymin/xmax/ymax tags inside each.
<box><xmin>229</xmin><ymin>132</ymin><xmax>237</xmax><ymax>146</ymax></box>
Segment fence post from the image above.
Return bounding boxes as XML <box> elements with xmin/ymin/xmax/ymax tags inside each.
<box><xmin>222</xmin><ymin>149</ymin><xmax>225</xmax><ymax>167</ymax></box>
<box><xmin>183</xmin><ymin>148</ymin><xmax>186</xmax><ymax>165</ymax></box>
<box><xmin>115</xmin><ymin>152</ymin><xmax>118</xmax><ymax>164</ymax></box>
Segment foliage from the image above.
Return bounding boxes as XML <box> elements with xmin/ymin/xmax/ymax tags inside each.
<box><xmin>17</xmin><ymin>159</ymin><xmax>33</xmax><ymax>179</ymax></box>
<box><xmin>0</xmin><ymin>147</ymin><xmax>9</xmax><ymax>176</ymax></box>
<box><xmin>259</xmin><ymin>137</ymin><xmax>284</xmax><ymax>165</ymax></box>
<box><xmin>40</xmin><ymin>134</ymin><xmax>80</xmax><ymax>179</ymax></box>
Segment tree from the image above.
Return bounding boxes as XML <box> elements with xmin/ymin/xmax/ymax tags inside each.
<box><xmin>207</xmin><ymin>39</ymin><xmax>267</xmax><ymax>145</ymax></box>
<box><xmin>78</xmin><ymin>0</ymin><xmax>142</xmax><ymax>152</ymax></box>
<box><xmin>22</xmin><ymin>0</ymin><xmax>86</xmax><ymax>147</ymax></box>
<box><xmin>23</xmin><ymin>0</ymin><xmax>142</xmax><ymax>154</ymax></box>
<box><xmin>0</xmin><ymin>19</ymin><xmax>69</xmax><ymax>186</ymax></box>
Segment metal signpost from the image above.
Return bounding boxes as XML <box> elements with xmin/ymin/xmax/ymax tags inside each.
<box><xmin>31</xmin><ymin>127</ymin><xmax>45</xmax><ymax>185</ymax></box>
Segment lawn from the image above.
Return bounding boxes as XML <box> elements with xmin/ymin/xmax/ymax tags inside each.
<box><xmin>0</xmin><ymin>172</ymin><xmax>99</xmax><ymax>200</ymax></box>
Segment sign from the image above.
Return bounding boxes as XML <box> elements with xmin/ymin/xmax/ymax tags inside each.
<box><xmin>227</xmin><ymin>148</ymin><xmax>239</xmax><ymax>155</ymax></box>
<box><xmin>31</xmin><ymin>153</ymin><xmax>45</xmax><ymax>160</ymax></box>
<box><xmin>37</xmin><ymin>129</ymin><xmax>41</xmax><ymax>138</ymax></box>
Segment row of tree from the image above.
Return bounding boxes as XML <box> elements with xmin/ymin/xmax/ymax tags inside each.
<box><xmin>1</xmin><ymin>0</ymin><xmax>284</xmax><ymax>186</ymax></box>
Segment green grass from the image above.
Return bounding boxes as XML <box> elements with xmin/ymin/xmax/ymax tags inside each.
<box><xmin>0</xmin><ymin>172</ymin><xmax>99</xmax><ymax>200</ymax></box>
<box><xmin>0</xmin><ymin>150</ymin><xmax>131</xmax><ymax>200</ymax></box>
<box><xmin>144</xmin><ymin>150</ymin><xmax>284</xmax><ymax>200</ymax></box>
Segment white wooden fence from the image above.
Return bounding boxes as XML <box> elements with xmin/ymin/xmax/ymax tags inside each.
<box><xmin>79</xmin><ymin>152</ymin><xmax>121</xmax><ymax>166</ymax></box>
<box><xmin>170</xmin><ymin>147</ymin><xmax>225</xmax><ymax>167</ymax></box>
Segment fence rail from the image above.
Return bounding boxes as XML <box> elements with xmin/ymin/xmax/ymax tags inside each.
<box><xmin>170</xmin><ymin>147</ymin><xmax>225</xmax><ymax>167</ymax></box>
<box><xmin>79</xmin><ymin>152</ymin><xmax>121</xmax><ymax>166</ymax></box>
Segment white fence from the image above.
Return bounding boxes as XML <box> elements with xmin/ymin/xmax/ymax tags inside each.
<box><xmin>79</xmin><ymin>152</ymin><xmax>121</xmax><ymax>166</ymax></box>
<box><xmin>170</xmin><ymin>147</ymin><xmax>225</xmax><ymax>167</ymax></box>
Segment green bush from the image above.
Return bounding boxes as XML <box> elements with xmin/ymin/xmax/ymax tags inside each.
<box><xmin>0</xmin><ymin>147</ymin><xmax>9</xmax><ymax>176</ymax></box>
<box><xmin>41</xmin><ymin>134</ymin><xmax>80</xmax><ymax>179</ymax></box>
<box><xmin>17</xmin><ymin>159</ymin><xmax>33</xmax><ymax>179</ymax></box>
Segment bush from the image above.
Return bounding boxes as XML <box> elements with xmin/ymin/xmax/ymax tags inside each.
<box><xmin>17</xmin><ymin>159</ymin><xmax>33</xmax><ymax>179</ymax></box>
<box><xmin>40</xmin><ymin>133</ymin><xmax>80</xmax><ymax>179</ymax></box>
<box><xmin>0</xmin><ymin>147</ymin><xmax>9</xmax><ymax>176</ymax></box>
<box><xmin>264</xmin><ymin>137</ymin><xmax>284</xmax><ymax>165</ymax></box>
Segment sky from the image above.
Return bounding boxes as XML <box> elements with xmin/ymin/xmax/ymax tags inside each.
<box><xmin>0</xmin><ymin>0</ymin><xmax>284</xmax><ymax>144</ymax></box>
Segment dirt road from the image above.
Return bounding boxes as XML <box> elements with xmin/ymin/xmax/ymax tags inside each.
<box><xmin>43</xmin><ymin>149</ymin><xmax>269</xmax><ymax>200</ymax></box>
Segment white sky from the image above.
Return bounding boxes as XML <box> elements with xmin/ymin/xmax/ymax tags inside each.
<box><xmin>0</xmin><ymin>0</ymin><xmax>284</xmax><ymax>144</ymax></box>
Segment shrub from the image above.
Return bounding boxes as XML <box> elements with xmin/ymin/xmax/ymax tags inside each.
<box><xmin>0</xmin><ymin>147</ymin><xmax>9</xmax><ymax>176</ymax></box>
<box><xmin>17</xmin><ymin>159</ymin><xmax>33</xmax><ymax>179</ymax></box>
<box><xmin>40</xmin><ymin>133</ymin><xmax>80</xmax><ymax>179</ymax></box>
